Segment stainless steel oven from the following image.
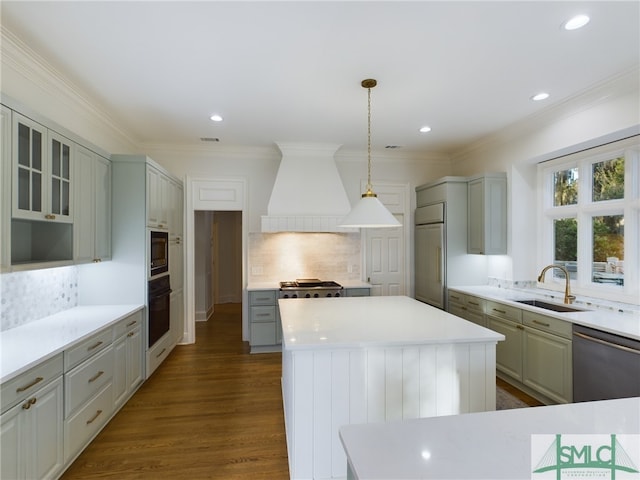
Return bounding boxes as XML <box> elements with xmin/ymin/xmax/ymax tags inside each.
<box><xmin>150</xmin><ymin>230</ymin><xmax>169</xmax><ymax>278</ymax></box>
<box><xmin>148</xmin><ymin>275</ymin><xmax>171</xmax><ymax>348</ymax></box>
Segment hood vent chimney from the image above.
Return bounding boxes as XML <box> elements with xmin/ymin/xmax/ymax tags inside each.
<box><xmin>261</xmin><ymin>142</ymin><xmax>354</xmax><ymax>232</ymax></box>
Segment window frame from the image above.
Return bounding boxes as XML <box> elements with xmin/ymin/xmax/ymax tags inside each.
<box><xmin>537</xmin><ymin>136</ymin><xmax>639</xmax><ymax>304</ymax></box>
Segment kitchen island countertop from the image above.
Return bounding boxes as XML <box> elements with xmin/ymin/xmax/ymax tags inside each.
<box><xmin>449</xmin><ymin>285</ymin><xmax>640</xmax><ymax>340</ymax></box>
<box><xmin>0</xmin><ymin>304</ymin><xmax>144</xmax><ymax>383</ymax></box>
<box><xmin>279</xmin><ymin>295</ymin><xmax>504</xmax><ymax>350</ymax></box>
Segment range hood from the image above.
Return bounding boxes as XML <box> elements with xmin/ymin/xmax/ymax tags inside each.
<box><xmin>261</xmin><ymin>142</ymin><xmax>354</xmax><ymax>232</ymax></box>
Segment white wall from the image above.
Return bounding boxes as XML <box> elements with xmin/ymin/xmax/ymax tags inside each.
<box><xmin>450</xmin><ymin>68</ymin><xmax>640</xmax><ymax>283</ymax></box>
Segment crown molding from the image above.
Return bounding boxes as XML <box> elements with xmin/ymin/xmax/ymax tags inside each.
<box><xmin>1</xmin><ymin>24</ymin><xmax>137</xmax><ymax>152</ymax></box>
<box><xmin>450</xmin><ymin>66</ymin><xmax>640</xmax><ymax>163</ymax></box>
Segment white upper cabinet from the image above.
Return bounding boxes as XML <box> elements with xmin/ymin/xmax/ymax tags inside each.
<box><xmin>74</xmin><ymin>145</ymin><xmax>111</xmax><ymax>263</ymax></box>
<box><xmin>12</xmin><ymin>113</ymin><xmax>73</xmax><ymax>223</ymax></box>
<box><xmin>467</xmin><ymin>173</ymin><xmax>507</xmax><ymax>255</ymax></box>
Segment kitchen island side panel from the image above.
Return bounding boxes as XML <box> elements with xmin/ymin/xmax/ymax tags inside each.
<box><xmin>283</xmin><ymin>342</ymin><xmax>498</xmax><ymax>480</ymax></box>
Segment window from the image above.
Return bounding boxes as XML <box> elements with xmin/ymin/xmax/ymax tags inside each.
<box><xmin>538</xmin><ymin>137</ymin><xmax>639</xmax><ymax>303</ymax></box>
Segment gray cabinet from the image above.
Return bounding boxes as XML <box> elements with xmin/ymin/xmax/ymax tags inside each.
<box><xmin>486</xmin><ymin>300</ymin><xmax>523</xmax><ymax>381</ymax></box>
<box><xmin>249</xmin><ymin>290</ymin><xmax>280</xmax><ymax>349</ymax></box>
<box><xmin>447</xmin><ymin>291</ymin><xmax>485</xmax><ymax>327</ymax></box>
<box><xmin>345</xmin><ymin>287</ymin><xmax>371</xmax><ymax>297</ymax></box>
<box><xmin>0</xmin><ymin>356</ymin><xmax>64</xmax><ymax>480</ymax></box>
<box><xmin>467</xmin><ymin>173</ymin><xmax>507</xmax><ymax>255</ymax></box>
<box><xmin>1</xmin><ymin>106</ymin><xmax>11</xmax><ymax>271</ymax></box>
<box><xmin>74</xmin><ymin>145</ymin><xmax>111</xmax><ymax>263</ymax></box>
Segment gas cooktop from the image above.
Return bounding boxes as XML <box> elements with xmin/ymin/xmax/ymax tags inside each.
<box><xmin>279</xmin><ymin>279</ymin><xmax>343</xmax><ymax>298</ymax></box>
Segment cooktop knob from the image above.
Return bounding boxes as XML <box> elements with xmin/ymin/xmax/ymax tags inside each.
<box><xmin>314</xmin><ymin>293</ymin><xmax>319</xmax><ymax>298</ymax></box>
<box><xmin>305</xmin><ymin>293</ymin><xmax>311</xmax><ymax>298</ymax></box>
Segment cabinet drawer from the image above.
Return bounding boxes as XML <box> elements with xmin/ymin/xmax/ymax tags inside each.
<box><xmin>251</xmin><ymin>322</ymin><xmax>276</xmax><ymax>346</ymax></box>
<box><xmin>65</xmin><ymin>346</ymin><xmax>114</xmax><ymax>416</ymax></box>
<box><xmin>250</xmin><ymin>306</ymin><xmax>276</xmax><ymax>323</ymax></box>
<box><xmin>523</xmin><ymin>311</ymin><xmax>572</xmax><ymax>339</ymax></box>
<box><xmin>1</xmin><ymin>353</ymin><xmax>63</xmax><ymax>413</ymax></box>
<box><xmin>346</xmin><ymin>288</ymin><xmax>370</xmax><ymax>297</ymax></box>
<box><xmin>249</xmin><ymin>290</ymin><xmax>276</xmax><ymax>306</ymax></box>
<box><xmin>64</xmin><ymin>382</ymin><xmax>113</xmax><ymax>462</ymax></box>
<box><xmin>113</xmin><ymin>310</ymin><xmax>143</xmax><ymax>339</ymax></box>
<box><xmin>64</xmin><ymin>328</ymin><xmax>113</xmax><ymax>371</ymax></box>
<box><xmin>447</xmin><ymin>291</ymin><xmax>465</xmax><ymax>305</ymax></box>
<box><xmin>147</xmin><ymin>334</ymin><xmax>172</xmax><ymax>378</ymax></box>
<box><xmin>486</xmin><ymin>300</ymin><xmax>521</xmax><ymax>323</ymax></box>
<box><xmin>465</xmin><ymin>296</ymin><xmax>485</xmax><ymax>313</ymax></box>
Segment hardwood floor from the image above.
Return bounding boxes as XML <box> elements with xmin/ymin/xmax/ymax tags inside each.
<box><xmin>62</xmin><ymin>303</ymin><xmax>541</xmax><ymax>479</ymax></box>
<box><xmin>497</xmin><ymin>377</ymin><xmax>545</xmax><ymax>407</ymax></box>
<box><xmin>61</xmin><ymin>303</ymin><xmax>290</xmax><ymax>480</ymax></box>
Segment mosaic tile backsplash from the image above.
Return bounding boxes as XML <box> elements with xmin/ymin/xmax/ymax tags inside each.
<box><xmin>0</xmin><ymin>266</ymin><xmax>78</xmax><ymax>331</ymax></box>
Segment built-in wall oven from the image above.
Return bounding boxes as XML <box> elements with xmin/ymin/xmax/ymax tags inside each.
<box><xmin>148</xmin><ymin>275</ymin><xmax>171</xmax><ymax>348</ymax></box>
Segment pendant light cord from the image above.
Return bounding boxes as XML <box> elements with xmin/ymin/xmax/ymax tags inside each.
<box><xmin>362</xmin><ymin>78</ymin><xmax>377</xmax><ymax>198</ymax></box>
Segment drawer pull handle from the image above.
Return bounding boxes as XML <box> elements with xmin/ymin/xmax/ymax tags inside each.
<box><xmin>127</xmin><ymin>332</ymin><xmax>135</xmax><ymax>337</ymax></box>
<box><xmin>256</xmin><ymin>313</ymin><xmax>270</xmax><ymax>317</ymax></box>
<box><xmin>44</xmin><ymin>214</ymin><xmax>56</xmax><ymax>220</ymax></box>
<box><xmin>516</xmin><ymin>325</ymin><xmax>525</xmax><ymax>330</ymax></box>
<box><xmin>16</xmin><ymin>376</ymin><xmax>44</xmax><ymax>393</ymax></box>
<box><xmin>87</xmin><ymin>341</ymin><xmax>103</xmax><ymax>352</ymax></box>
<box><xmin>450</xmin><ymin>295</ymin><xmax>460</xmax><ymax>301</ymax></box>
<box><xmin>86</xmin><ymin>410</ymin><xmax>103</xmax><ymax>425</ymax></box>
<box><xmin>532</xmin><ymin>319</ymin><xmax>550</xmax><ymax>327</ymax></box>
<box><xmin>21</xmin><ymin>398</ymin><xmax>37</xmax><ymax>410</ymax></box>
<box><xmin>468</xmin><ymin>301</ymin><xmax>479</xmax><ymax>306</ymax></box>
<box><xmin>492</xmin><ymin>308</ymin><xmax>506</xmax><ymax>314</ymax></box>
<box><xmin>92</xmin><ymin>258</ymin><xmax>102</xmax><ymax>263</ymax></box>
<box><xmin>127</xmin><ymin>321</ymin><xmax>137</xmax><ymax>327</ymax></box>
<box><xmin>156</xmin><ymin>348</ymin><xmax>166</xmax><ymax>358</ymax></box>
<box><xmin>88</xmin><ymin>371</ymin><xmax>104</xmax><ymax>383</ymax></box>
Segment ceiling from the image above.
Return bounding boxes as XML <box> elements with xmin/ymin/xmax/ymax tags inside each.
<box><xmin>1</xmin><ymin>1</ymin><xmax>639</xmax><ymax>156</ymax></box>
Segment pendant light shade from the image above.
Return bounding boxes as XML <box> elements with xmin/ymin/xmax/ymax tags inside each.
<box><xmin>339</xmin><ymin>79</ymin><xmax>401</xmax><ymax>229</ymax></box>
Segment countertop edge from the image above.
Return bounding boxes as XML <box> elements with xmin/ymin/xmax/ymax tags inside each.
<box><xmin>1</xmin><ymin>304</ymin><xmax>144</xmax><ymax>383</ymax></box>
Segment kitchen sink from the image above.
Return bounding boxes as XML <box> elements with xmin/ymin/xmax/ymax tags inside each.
<box><xmin>515</xmin><ymin>299</ymin><xmax>587</xmax><ymax>313</ymax></box>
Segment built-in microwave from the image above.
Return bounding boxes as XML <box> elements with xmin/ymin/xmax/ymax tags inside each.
<box><xmin>150</xmin><ymin>230</ymin><xmax>169</xmax><ymax>278</ymax></box>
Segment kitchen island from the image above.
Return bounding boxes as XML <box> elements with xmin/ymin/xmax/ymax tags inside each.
<box><xmin>279</xmin><ymin>295</ymin><xmax>504</xmax><ymax>480</ymax></box>
<box><xmin>339</xmin><ymin>397</ymin><xmax>640</xmax><ymax>479</ymax></box>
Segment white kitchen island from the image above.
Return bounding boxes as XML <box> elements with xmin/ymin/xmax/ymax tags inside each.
<box><xmin>279</xmin><ymin>295</ymin><xmax>504</xmax><ymax>480</ymax></box>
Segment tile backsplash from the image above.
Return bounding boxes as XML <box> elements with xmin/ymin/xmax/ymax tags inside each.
<box><xmin>249</xmin><ymin>232</ymin><xmax>362</xmax><ymax>284</ymax></box>
<box><xmin>0</xmin><ymin>266</ymin><xmax>78</xmax><ymax>331</ymax></box>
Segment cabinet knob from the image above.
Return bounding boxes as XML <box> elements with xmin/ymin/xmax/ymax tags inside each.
<box><xmin>44</xmin><ymin>214</ymin><xmax>56</xmax><ymax>220</ymax></box>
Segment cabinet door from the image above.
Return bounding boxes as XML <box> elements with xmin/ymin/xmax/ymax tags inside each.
<box><xmin>467</xmin><ymin>178</ymin><xmax>484</xmax><ymax>254</ymax></box>
<box><xmin>1</xmin><ymin>106</ymin><xmax>11</xmax><ymax>270</ymax></box>
<box><xmin>487</xmin><ymin>315</ymin><xmax>523</xmax><ymax>381</ymax></box>
<box><xmin>48</xmin><ymin>131</ymin><xmax>73</xmax><ymax>223</ymax></box>
<box><xmin>0</xmin><ymin>402</ymin><xmax>23</xmax><ymax>480</ymax></box>
<box><xmin>523</xmin><ymin>327</ymin><xmax>572</xmax><ymax>403</ymax></box>
<box><xmin>415</xmin><ymin>223</ymin><xmax>444</xmax><ymax>308</ymax></box>
<box><xmin>113</xmin><ymin>335</ymin><xmax>128</xmax><ymax>407</ymax></box>
<box><xmin>147</xmin><ymin>166</ymin><xmax>160</xmax><ymax>227</ymax></box>
<box><xmin>170</xmin><ymin>290</ymin><xmax>184</xmax><ymax>345</ymax></box>
<box><xmin>94</xmin><ymin>156</ymin><xmax>111</xmax><ymax>261</ymax></box>
<box><xmin>127</xmin><ymin>326</ymin><xmax>143</xmax><ymax>391</ymax></box>
<box><xmin>73</xmin><ymin>145</ymin><xmax>95</xmax><ymax>262</ymax></box>
<box><xmin>29</xmin><ymin>377</ymin><xmax>64</xmax><ymax>480</ymax></box>
<box><xmin>158</xmin><ymin>174</ymin><xmax>170</xmax><ymax>229</ymax></box>
<box><xmin>12</xmin><ymin>113</ymin><xmax>47</xmax><ymax>220</ymax></box>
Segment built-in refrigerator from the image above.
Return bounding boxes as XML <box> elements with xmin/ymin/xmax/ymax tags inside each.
<box><xmin>415</xmin><ymin>177</ymin><xmax>487</xmax><ymax>309</ymax></box>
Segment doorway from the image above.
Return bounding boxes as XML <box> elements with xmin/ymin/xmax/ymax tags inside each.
<box><xmin>194</xmin><ymin>211</ymin><xmax>242</xmax><ymax>322</ymax></box>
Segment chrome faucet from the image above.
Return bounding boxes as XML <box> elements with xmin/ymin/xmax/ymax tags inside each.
<box><xmin>537</xmin><ymin>265</ymin><xmax>576</xmax><ymax>304</ymax></box>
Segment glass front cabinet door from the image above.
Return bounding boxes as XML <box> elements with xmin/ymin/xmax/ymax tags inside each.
<box><xmin>12</xmin><ymin>113</ymin><xmax>73</xmax><ymax>223</ymax></box>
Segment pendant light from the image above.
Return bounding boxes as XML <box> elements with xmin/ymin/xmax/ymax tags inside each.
<box><xmin>339</xmin><ymin>79</ymin><xmax>401</xmax><ymax>228</ymax></box>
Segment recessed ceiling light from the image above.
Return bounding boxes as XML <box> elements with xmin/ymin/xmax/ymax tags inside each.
<box><xmin>531</xmin><ymin>92</ymin><xmax>550</xmax><ymax>101</ymax></box>
<box><xmin>210</xmin><ymin>114</ymin><xmax>223</xmax><ymax>122</ymax></box>
<box><xmin>564</xmin><ymin>14</ymin><xmax>590</xmax><ymax>30</ymax></box>
<box><xmin>419</xmin><ymin>126</ymin><xmax>432</xmax><ymax>133</ymax></box>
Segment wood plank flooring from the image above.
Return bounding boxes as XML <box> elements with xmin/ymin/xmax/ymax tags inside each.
<box><xmin>61</xmin><ymin>303</ymin><xmax>290</xmax><ymax>479</ymax></box>
<box><xmin>61</xmin><ymin>303</ymin><xmax>541</xmax><ymax>479</ymax></box>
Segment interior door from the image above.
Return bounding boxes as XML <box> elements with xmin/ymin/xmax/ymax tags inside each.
<box><xmin>365</xmin><ymin>214</ymin><xmax>405</xmax><ymax>296</ymax></box>
<box><xmin>415</xmin><ymin>223</ymin><xmax>444</xmax><ymax>308</ymax></box>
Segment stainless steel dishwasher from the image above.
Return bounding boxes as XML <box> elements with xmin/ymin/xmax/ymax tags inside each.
<box><xmin>573</xmin><ymin>324</ymin><xmax>640</xmax><ymax>402</ymax></box>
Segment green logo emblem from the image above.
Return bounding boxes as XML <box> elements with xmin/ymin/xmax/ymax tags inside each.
<box><xmin>532</xmin><ymin>434</ymin><xmax>639</xmax><ymax>479</ymax></box>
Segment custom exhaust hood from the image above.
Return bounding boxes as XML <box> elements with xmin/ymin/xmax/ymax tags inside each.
<box><xmin>261</xmin><ymin>142</ymin><xmax>354</xmax><ymax>232</ymax></box>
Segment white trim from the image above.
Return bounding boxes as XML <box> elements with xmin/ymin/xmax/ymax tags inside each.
<box><xmin>185</xmin><ymin>176</ymin><xmax>248</xmax><ymax>344</ymax></box>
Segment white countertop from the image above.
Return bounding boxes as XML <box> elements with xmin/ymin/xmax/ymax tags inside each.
<box><xmin>279</xmin><ymin>295</ymin><xmax>504</xmax><ymax>350</ymax></box>
<box><xmin>340</xmin><ymin>397</ymin><xmax>640</xmax><ymax>479</ymax></box>
<box><xmin>0</xmin><ymin>304</ymin><xmax>144</xmax><ymax>383</ymax></box>
<box><xmin>449</xmin><ymin>286</ymin><xmax>640</xmax><ymax>340</ymax></box>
